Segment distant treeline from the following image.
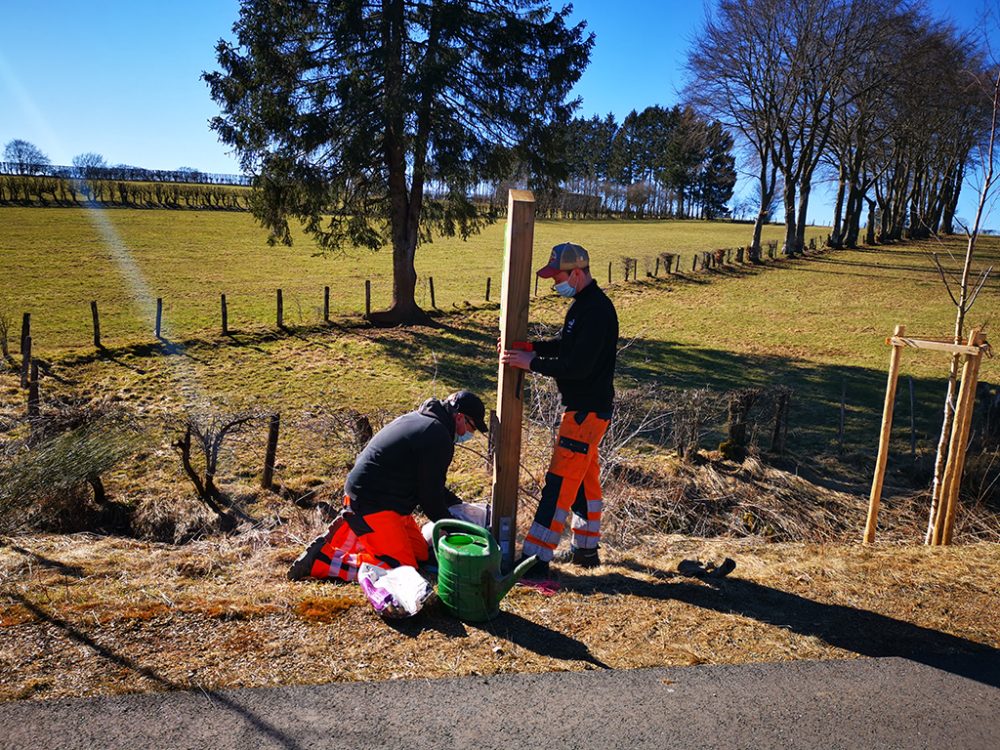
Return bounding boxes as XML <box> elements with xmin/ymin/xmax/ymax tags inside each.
<box><xmin>0</xmin><ymin>161</ymin><xmax>250</xmax><ymax>186</ymax></box>
<box><xmin>0</xmin><ymin>173</ymin><xmax>252</xmax><ymax>210</ymax></box>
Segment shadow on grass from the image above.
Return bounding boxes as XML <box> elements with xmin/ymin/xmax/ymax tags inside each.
<box><xmin>9</xmin><ymin>593</ymin><xmax>307</xmax><ymax>750</ymax></box>
<box><xmin>1</xmin><ymin>541</ymin><xmax>86</xmax><ymax>577</ymax></box>
<box><xmin>561</xmin><ymin>566</ymin><xmax>1000</xmax><ymax>689</ymax></box>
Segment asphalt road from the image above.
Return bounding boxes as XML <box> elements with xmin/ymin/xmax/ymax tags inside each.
<box><xmin>2</xmin><ymin>655</ymin><xmax>999</xmax><ymax>750</ymax></box>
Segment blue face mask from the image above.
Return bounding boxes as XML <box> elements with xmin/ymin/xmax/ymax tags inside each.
<box><xmin>554</xmin><ymin>280</ymin><xmax>576</xmax><ymax>297</ymax></box>
<box><xmin>454</xmin><ymin>430</ymin><xmax>474</xmax><ymax>445</ymax></box>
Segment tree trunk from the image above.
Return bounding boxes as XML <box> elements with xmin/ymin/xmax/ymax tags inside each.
<box><xmin>781</xmin><ymin>173</ymin><xmax>798</xmax><ymax>256</ymax></box>
<box><xmin>865</xmin><ymin>198</ymin><xmax>877</xmax><ymax>245</ymax></box>
<box><xmin>830</xmin><ymin>174</ymin><xmax>846</xmax><ymax>248</ymax></box>
<box><xmin>795</xmin><ymin>179</ymin><xmax>811</xmax><ymax>252</ymax></box>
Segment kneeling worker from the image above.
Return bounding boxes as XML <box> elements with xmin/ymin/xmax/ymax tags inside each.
<box><xmin>288</xmin><ymin>390</ymin><xmax>488</xmax><ymax>581</ymax></box>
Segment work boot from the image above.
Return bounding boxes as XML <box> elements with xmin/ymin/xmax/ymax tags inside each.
<box><xmin>554</xmin><ymin>546</ymin><xmax>601</xmax><ymax>569</ymax></box>
<box><xmin>517</xmin><ymin>555</ymin><xmax>550</xmax><ymax>580</ymax></box>
<box><xmin>287</xmin><ymin>532</ymin><xmax>328</xmax><ymax>581</ymax></box>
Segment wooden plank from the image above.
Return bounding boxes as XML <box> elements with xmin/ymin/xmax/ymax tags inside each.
<box><xmin>886</xmin><ymin>337</ymin><xmax>980</xmax><ymax>356</ymax></box>
<box><xmin>490</xmin><ymin>189</ymin><xmax>535</xmax><ymax>570</ymax></box>
<box><xmin>864</xmin><ymin>324</ymin><xmax>905</xmax><ymax>543</ymax></box>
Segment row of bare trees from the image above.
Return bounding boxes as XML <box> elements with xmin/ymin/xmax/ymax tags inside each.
<box><xmin>686</xmin><ymin>0</ymin><xmax>995</xmax><ymax>259</ymax></box>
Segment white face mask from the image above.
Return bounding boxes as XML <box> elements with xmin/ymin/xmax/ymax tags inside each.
<box><xmin>554</xmin><ymin>280</ymin><xmax>576</xmax><ymax>297</ymax></box>
<box><xmin>454</xmin><ymin>430</ymin><xmax>474</xmax><ymax>445</ymax></box>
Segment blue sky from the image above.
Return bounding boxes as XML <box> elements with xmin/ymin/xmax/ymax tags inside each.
<box><xmin>0</xmin><ymin>0</ymin><xmax>990</xmax><ymax>225</ymax></box>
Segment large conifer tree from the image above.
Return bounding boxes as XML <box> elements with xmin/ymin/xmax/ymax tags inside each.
<box><xmin>206</xmin><ymin>0</ymin><xmax>592</xmax><ymax>324</ymax></box>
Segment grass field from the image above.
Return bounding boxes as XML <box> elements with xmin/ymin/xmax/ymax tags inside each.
<box><xmin>2</xmin><ymin>207</ymin><xmax>826</xmax><ymax>352</ymax></box>
<box><xmin>1</xmin><ymin>206</ymin><xmax>999</xmax><ymax>529</ymax></box>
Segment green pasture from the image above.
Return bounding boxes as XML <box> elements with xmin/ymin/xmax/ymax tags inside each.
<box><xmin>2</xmin><ymin>207</ymin><xmax>822</xmax><ymax>353</ymax></box>
<box><xmin>1</xmin><ymin>205</ymin><xmax>998</xmax><ymax>473</ymax></box>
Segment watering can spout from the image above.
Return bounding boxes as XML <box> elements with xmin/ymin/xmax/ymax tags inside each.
<box><xmin>497</xmin><ymin>554</ymin><xmax>538</xmax><ymax>599</ymax></box>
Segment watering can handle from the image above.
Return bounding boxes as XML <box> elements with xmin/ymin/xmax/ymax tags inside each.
<box><xmin>431</xmin><ymin>518</ymin><xmax>498</xmax><ymax>556</ymax></box>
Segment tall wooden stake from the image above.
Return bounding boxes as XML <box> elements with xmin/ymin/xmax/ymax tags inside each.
<box><xmin>491</xmin><ymin>189</ymin><xmax>535</xmax><ymax>571</ymax></box>
<box><xmin>221</xmin><ymin>294</ymin><xmax>228</xmax><ymax>335</ymax></box>
<box><xmin>864</xmin><ymin>324</ymin><xmax>905</xmax><ymax>543</ymax></box>
<box><xmin>324</xmin><ymin>286</ymin><xmax>330</xmax><ymax>322</ymax></box>
<box><xmin>276</xmin><ymin>289</ymin><xmax>284</xmax><ymax>328</ymax></box>
<box><xmin>932</xmin><ymin>330</ymin><xmax>985</xmax><ymax>545</ymax></box>
<box><xmin>155</xmin><ymin>298</ymin><xmax>163</xmax><ymax>339</ymax></box>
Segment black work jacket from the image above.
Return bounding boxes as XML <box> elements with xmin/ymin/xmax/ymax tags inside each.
<box><xmin>530</xmin><ymin>280</ymin><xmax>619</xmax><ymax>413</ymax></box>
<box><xmin>344</xmin><ymin>399</ymin><xmax>461</xmax><ymax>521</ymax></box>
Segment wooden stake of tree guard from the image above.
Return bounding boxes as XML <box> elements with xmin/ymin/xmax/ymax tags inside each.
<box><xmin>932</xmin><ymin>329</ymin><xmax>986</xmax><ymax>545</ymax></box>
<box><xmin>864</xmin><ymin>326</ymin><xmax>987</xmax><ymax>544</ymax></box>
<box><xmin>490</xmin><ymin>189</ymin><xmax>535</xmax><ymax>571</ymax></box>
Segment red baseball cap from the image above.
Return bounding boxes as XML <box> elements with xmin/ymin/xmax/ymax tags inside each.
<box><xmin>537</xmin><ymin>242</ymin><xmax>590</xmax><ymax>278</ymax></box>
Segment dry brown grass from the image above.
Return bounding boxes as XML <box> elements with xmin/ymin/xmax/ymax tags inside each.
<box><xmin>2</xmin><ymin>530</ymin><xmax>997</xmax><ymax>703</ymax></box>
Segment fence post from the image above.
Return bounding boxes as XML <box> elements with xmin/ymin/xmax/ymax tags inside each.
<box><xmin>155</xmin><ymin>298</ymin><xmax>163</xmax><ymax>338</ymax></box>
<box><xmin>324</xmin><ymin>286</ymin><xmax>330</xmax><ymax>323</ymax></box>
<box><xmin>20</xmin><ymin>335</ymin><xmax>31</xmax><ymax>389</ymax></box>
<box><xmin>692</xmin><ymin>255</ymin><xmax>697</xmax><ymax>272</ymax></box>
<box><xmin>27</xmin><ymin>361</ymin><xmax>39</xmax><ymax>417</ymax></box>
<box><xmin>276</xmin><ymin>289</ymin><xmax>283</xmax><ymax>328</ymax></box>
<box><xmin>20</xmin><ymin>312</ymin><xmax>30</xmax><ymax>353</ymax></box>
<box><xmin>429</xmin><ymin>277</ymin><xmax>437</xmax><ymax>308</ymax></box>
<box><xmin>90</xmin><ymin>301</ymin><xmax>101</xmax><ymax>348</ymax></box>
<box><xmin>607</xmin><ymin>260</ymin><xmax>612</xmax><ymax>284</ymax></box>
<box><xmin>365</xmin><ymin>280</ymin><xmax>371</xmax><ymax>318</ymax></box>
<box><xmin>262</xmin><ymin>413</ymin><xmax>280</xmax><ymax>490</ymax></box>
<box><xmin>486</xmin><ymin>277</ymin><xmax>491</xmax><ymax>301</ymax></box>
<box><xmin>221</xmin><ymin>294</ymin><xmax>228</xmax><ymax>335</ymax></box>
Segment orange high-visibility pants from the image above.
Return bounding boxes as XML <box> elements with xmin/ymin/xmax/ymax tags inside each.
<box><xmin>308</xmin><ymin>499</ymin><xmax>430</xmax><ymax>582</ymax></box>
<box><xmin>523</xmin><ymin>410</ymin><xmax>609</xmax><ymax>562</ymax></box>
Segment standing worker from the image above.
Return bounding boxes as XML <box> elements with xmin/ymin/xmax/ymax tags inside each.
<box><xmin>500</xmin><ymin>242</ymin><xmax>618</xmax><ymax>577</ymax></box>
<box><xmin>287</xmin><ymin>390</ymin><xmax>489</xmax><ymax>582</ymax></box>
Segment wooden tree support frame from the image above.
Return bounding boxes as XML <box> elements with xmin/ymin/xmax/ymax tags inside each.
<box><xmin>864</xmin><ymin>325</ymin><xmax>988</xmax><ymax>544</ymax></box>
<box><xmin>490</xmin><ymin>190</ymin><xmax>535</xmax><ymax>571</ymax></box>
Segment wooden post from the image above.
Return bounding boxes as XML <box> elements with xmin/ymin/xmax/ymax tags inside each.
<box><xmin>863</xmin><ymin>324</ymin><xmax>905</xmax><ymax>543</ymax></box>
<box><xmin>155</xmin><ymin>298</ymin><xmax>163</xmax><ymax>338</ymax></box>
<box><xmin>221</xmin><ymin>294</ymin><xmax>228</xmax><ymax>335</ymax></box>
<box><xmin>654</xmin><ymin>256</ymin><xmax>660</xmax><ymax>277</ymax></box>
<box><xmin>365</xmin><ymin>280</ymin><xmax>371</xmax><ymax>318</ymax></box>
<box><xmin>607</xmin><ymin>260</ymin><xmax>612</xmax><ymax>285</ymax></box>
<box><xmin>429</xmin><ymin>277</ymin><xmax>437</xmax><ymax>309</ymax></box>
<box><xmin>20</xmin><ymin>335</ymin><xmax>31</xmax><ymax>389</ymax></box>
<box><xmin>324</xmin><ymin>286</ymin><xmax>330</xmax><ymax>323</ymax></box>
<box><xmin>838</xmin><ymin>380</ymin><xmax>846</xmax><ymax>452</ymax></box>
<box><xmin>262</xmin><ymin>413</ymin><xmax>280</xmax><ymax>490</ymax></box>
<box><xmin>534</xmin><ymin>275</ymin><xmax>539</xmax><ymax>296</ymax></box>
<box><xmin>692</xmin><ymin>255</ymin><xmax>697</xmax><ymax>272</ymax></box>
<box><xmin>933</xmin><ymin>330</ymin><xmax>986</xmax><ymax>545</ymax></box>
<box><xmin>675</xmin><ymin>254</ymin><xmax>681</xmax><ymax>273</ymax></box>
<box><xmin>486</xmin><ymin>277</ymin><xmax>491</xmax><ymax>302</ymax></box>
<box><xmin>27</xmin><ymin>361</ymin><xmax>39</xmax><ymax>417</ymax></box>
<box><xmin>491</xmin><ymin>189</ymin><xmax>535</xmax><ymax>571</ymax></box>
<box><xmin>90</xmin><ymin>301</ymin><xmax>101</xmax><ymax>348</ymax></box>
<box><xmin>20</xmin><ymin>312</ymin><xmax>30</xmax><ymax>354</ymax></box>
<box><xmin>276</xmin><ymin>289</ymin><xmax>283</xmax><ymax>327</ymax></box>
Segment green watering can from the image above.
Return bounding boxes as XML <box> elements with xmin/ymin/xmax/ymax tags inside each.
<box><xmin>432</xmin><ymin>519</ymin><xmax>537</xmax><ymax>622</ymax></box>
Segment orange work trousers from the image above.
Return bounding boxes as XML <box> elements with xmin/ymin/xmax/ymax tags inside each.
<box><xmin>308</xmin><ymin>498</ymin><xmax>430</xmax><ymax>582</ymax></box>
<box><xmin>523</xmin><ymin>410</ymin><xmax>610</xmax><ymax>562</ymax></box>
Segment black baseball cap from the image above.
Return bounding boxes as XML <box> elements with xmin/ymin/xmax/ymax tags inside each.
<box><xmin>446</xmin><ymin>390</ymin><xmax>489</xmax><ymax>432</ymax></box>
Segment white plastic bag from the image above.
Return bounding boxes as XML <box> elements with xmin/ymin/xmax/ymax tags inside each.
<box><xmin>448</xmin><ymin>502</ymin><xmax>490</xmax><ymax>527</ymax></box>
<box><xmin>358</xmin><ymin>563</ymin><xmax>435</xmax><ymax>619</ymax></box>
